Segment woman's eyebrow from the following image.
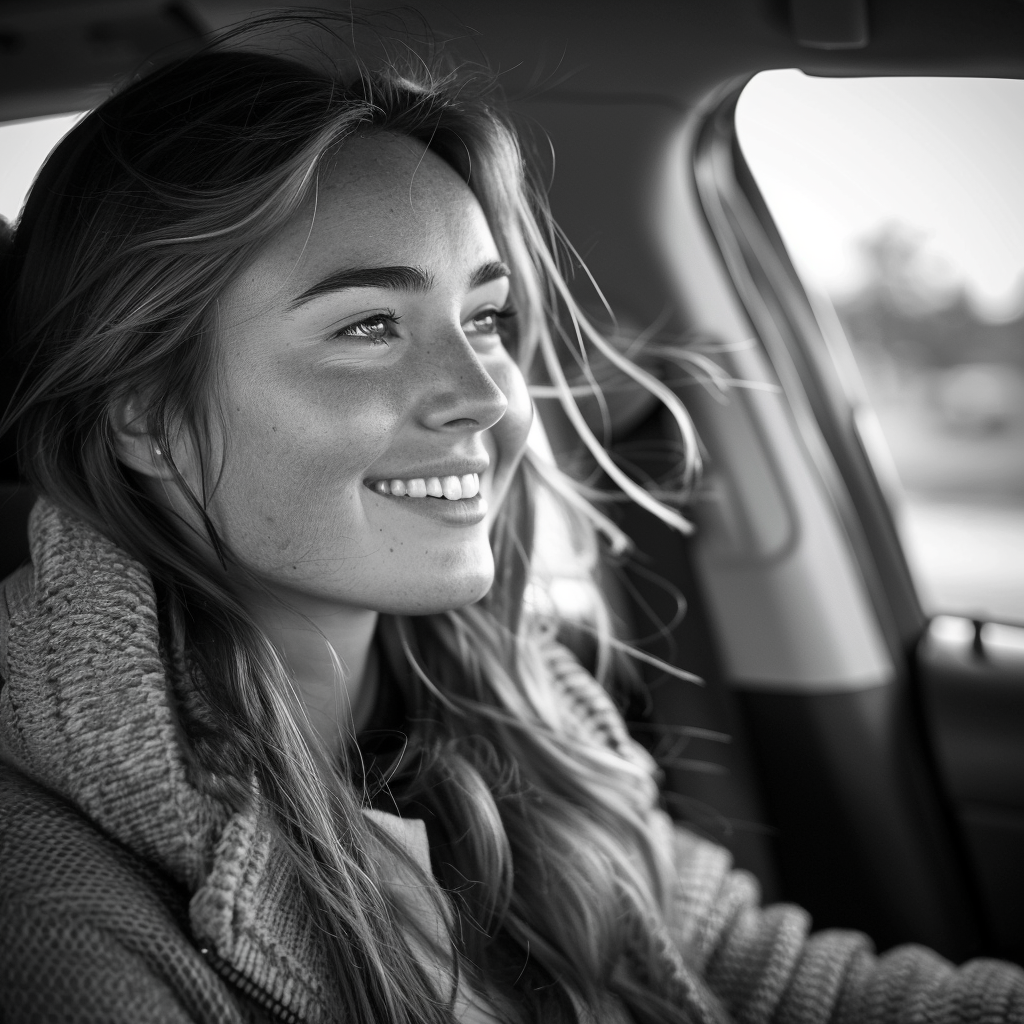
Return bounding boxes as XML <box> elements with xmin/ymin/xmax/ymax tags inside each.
<box><xmin>469</xmin><ymin>260</ymin><xmax>512</xmax><ymax>288</ymax></box>
<box><xmin>288</xmin><ymin>265</ymin><xmax>433</xmax><ymax>309</ymax></box>
<box><xmin>287</xmin><ymin>260</ymin><xmax>511</xmax><ymax>310</ymax></box>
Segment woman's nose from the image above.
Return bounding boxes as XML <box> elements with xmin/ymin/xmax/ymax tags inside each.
<box><xmin>415</xmin><ymin>325</ymin><xmax>509</xmax><ymax>433</ymax></box>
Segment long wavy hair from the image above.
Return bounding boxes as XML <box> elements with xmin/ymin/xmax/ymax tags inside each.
<box><xmin>0</xmin><ymin>13</ymin><xmax>701</xmax><ymax>1024</ymax></box>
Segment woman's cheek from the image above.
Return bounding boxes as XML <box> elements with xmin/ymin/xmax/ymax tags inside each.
<box><xmin>212</xmin><ymin>373</ymin><xmax>396</xmax><ymax>527</ymax></box>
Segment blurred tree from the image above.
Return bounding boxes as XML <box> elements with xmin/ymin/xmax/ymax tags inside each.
<box><xmin>835</xmin><ymin>222</ymin><xmax>1024</xmax><ymax>374</ymax></box>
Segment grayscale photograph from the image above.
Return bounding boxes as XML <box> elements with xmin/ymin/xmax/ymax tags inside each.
<box><xmin>1</xmin><ymin>1</ymin><xmax>1022</xmax><ymax>1022</ymax></box>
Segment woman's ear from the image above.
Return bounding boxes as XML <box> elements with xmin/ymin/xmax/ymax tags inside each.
<box><xmin>108</xmin><ymin>393</ymin><xmax>175</xmax><ymax>480</ymax></box>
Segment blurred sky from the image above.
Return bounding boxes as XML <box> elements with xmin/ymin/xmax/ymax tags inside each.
<box><xmin>0</xmin><ymin>113</ymin><xmax>84</xmax><ymax>226</ymax></box>
<box><xmin>736</xmin><ymin>72</ymin><xmax>1024</xmax><ymax>320</ymax></box>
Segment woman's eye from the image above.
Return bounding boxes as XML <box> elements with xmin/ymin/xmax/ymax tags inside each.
<box><xmin>471</xmin><ymin>312</ymin><xmax>499</xmax><ymax>333</ymax></box>
<box><xmin>331</xmin><ymin>313</ymin><xmax>397</xmax><ymax>346</ymax></box>
<box><xmin>468</xmin><ymin>306</ymin><xmax>515</xmax><ymax>336</ymax></box>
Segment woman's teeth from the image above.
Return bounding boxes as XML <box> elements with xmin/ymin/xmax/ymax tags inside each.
<box><xmin>371</xmin><ymin>473</ymin><xmax>480</xmax><ymax>500</ymax></box>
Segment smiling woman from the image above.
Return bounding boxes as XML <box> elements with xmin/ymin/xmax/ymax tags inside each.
<box><xmin>0</xmin><ymin>20</ymin><xmax>699</xmax><ymax>1023</ymax></box>
<box><xmin>0</xmin><ymin>12</ymin><xmax>1023</xmax><ymax>1024</ymax></box>
<box><xmin>118</xmin><ymin>134</ymin><xmax>536</xmax><ymax>753</ymax></box>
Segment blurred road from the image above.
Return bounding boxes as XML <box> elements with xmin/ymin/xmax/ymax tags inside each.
<box><xmin>876</xmin><ymin>400</ymin><xmax>1024</xmax><ymax>624</ymax></box>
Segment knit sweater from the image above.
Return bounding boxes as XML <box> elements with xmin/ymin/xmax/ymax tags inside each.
<box><xmin>1</xmin><ymin>497</ymin><xmax>1022</xmax><ymax>1024</ymax></box>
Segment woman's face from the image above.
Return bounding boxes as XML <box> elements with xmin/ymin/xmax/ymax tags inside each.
<box><xmin>190</xmin><ymin>133</ymin><xmax>532</xmax><ymax>615</ymax></box>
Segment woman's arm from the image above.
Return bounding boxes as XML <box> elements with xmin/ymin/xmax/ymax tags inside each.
<box><xmin>544</xmin><ymin>638</ymin><xmax>1024</xmax><ymax>1024</ymax></box>
<box><xmin>667</xmin><ymin>823</ymin><xmax>1024</xmax><ymax>1024</ymax></box>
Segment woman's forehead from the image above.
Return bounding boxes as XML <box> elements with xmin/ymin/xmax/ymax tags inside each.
<box><xmin>259</xmin><ymin>134</ymin><xmax>498</xmax><ymax>286</ymax></box>
<box><xmin>322</xmin><ymin>133</ymin><xmax>449</xmax><ymax>195</ymax></box>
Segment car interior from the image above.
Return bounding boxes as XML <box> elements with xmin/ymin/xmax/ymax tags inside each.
<box><xmin>1</xmin><ymin>0</ymin><xmax>1022</xmax><ymax>968</ymax></box>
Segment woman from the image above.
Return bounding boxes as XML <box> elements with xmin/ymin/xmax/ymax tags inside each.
<box><xmin>0</xmin><ymin>14</ymin><xmax>1021</xmax><ymax>1024</ymax></box>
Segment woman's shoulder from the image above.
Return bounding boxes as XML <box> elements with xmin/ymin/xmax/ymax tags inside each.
<box><xmin>0</xmin><ymin>761</ymin><xmax>253</xmax><ymax>1023</ymax></box>
<box><xmin>0</xmin><ymin>759</ymin><xmax>189</xmax><ymax>960</ymax></box>
<box><xmin>0</xmin><ymin>757</ymin><xmax>178</xmax><ymax>896</ymax></box>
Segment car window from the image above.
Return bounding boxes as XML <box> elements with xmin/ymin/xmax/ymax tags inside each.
<box><xmin>736</xmin><ymin>72</ymin><xmax>1024</xmax><ymax>626</ymax></box>
<box><xmin>0</xmin><ymin>112</ymin><xmax>85</xmax><ymax>224</ymax></box>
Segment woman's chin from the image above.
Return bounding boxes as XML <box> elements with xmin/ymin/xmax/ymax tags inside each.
<box><xmin>379</xmin><ymin>570</ymin><xmax>495</xmax><ymax>616</ymax></box>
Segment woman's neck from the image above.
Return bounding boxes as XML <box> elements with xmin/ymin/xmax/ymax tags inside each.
<box><xmin>241</xmin><ymin>592</ymin><xmax>381</xmax><ymax>757</ymax></box>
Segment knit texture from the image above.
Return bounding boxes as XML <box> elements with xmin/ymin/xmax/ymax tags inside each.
<box><xmin>2</xmin><ymin>497</ymin><xmax>1023</xmax><ymax>1024</ymax></box>
<box><xmin>0</xmin><ymin>762</ymin><xmax>259</xmax><ymax>1024</ymax></box>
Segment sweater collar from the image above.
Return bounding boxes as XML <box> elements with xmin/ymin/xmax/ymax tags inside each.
<box><xmin>0</xmin><ymin>498</ymin><xmax>704</xmax><ymax>1024</ymax></box>
<box><xmin>0</xmin><ymin>497</ymin><xmax>228</xmax><ymax>889</ymax></box>
<box><xmin>0</xmin><ymin>498</ymin><xmax>344</xmax><ymax>1022</ymax></box>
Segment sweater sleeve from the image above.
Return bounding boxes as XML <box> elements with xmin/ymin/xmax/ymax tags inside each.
<box><xmin>541</xmin><ymin>640</ymin><xmax>1024</xmax><ymax>1024</ymax></box>
<box><xmin>667</xmin><ymin>820</ymin><xmax>1024</xmax><ymax>1024</ymax></box>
